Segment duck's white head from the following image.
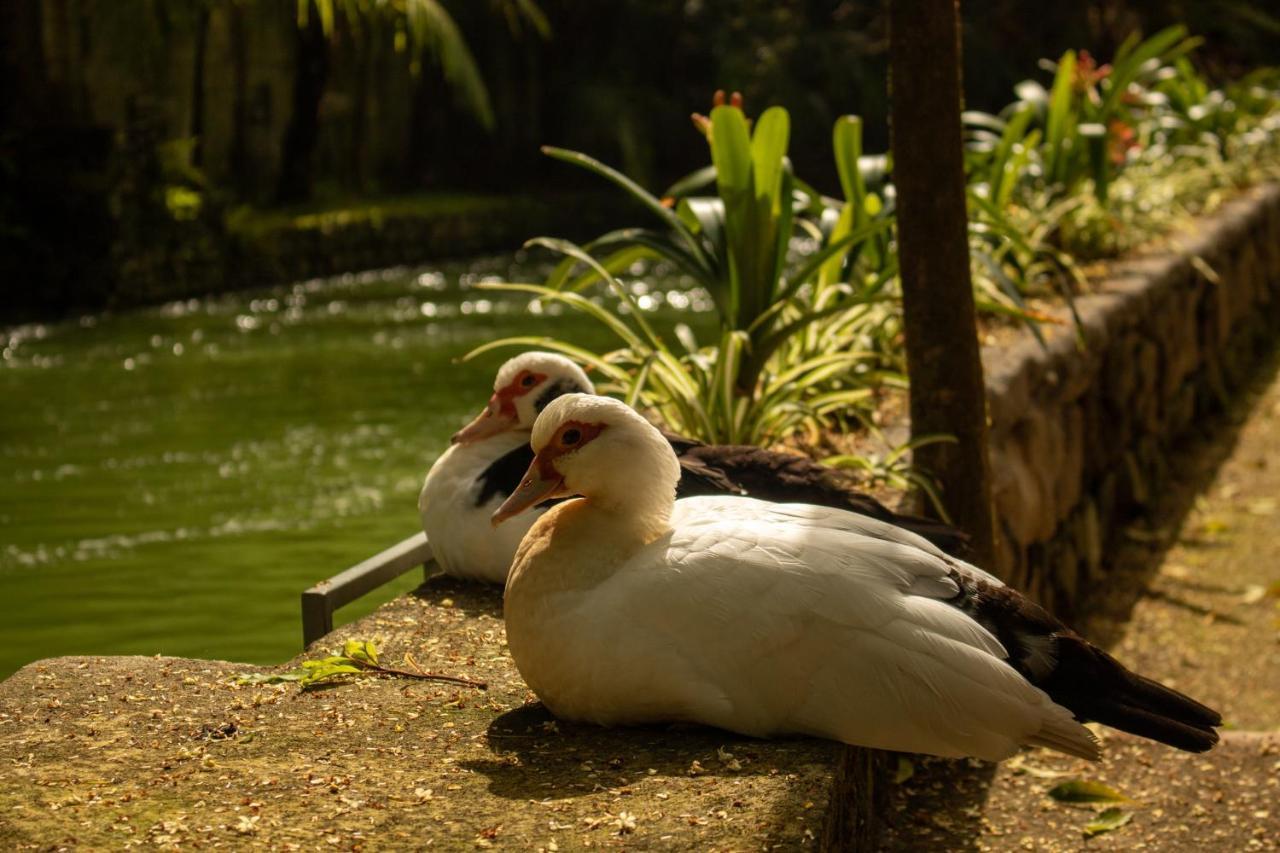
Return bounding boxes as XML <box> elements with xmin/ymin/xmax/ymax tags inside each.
<box><xmin>492</xmin><ymin>394</ymin><xmax>681</xmax><ymax>530</ymax></box>
<box><xmin>452</xmin><ymin>352</ymin><xmax>595</xmax><ymax>445</ymax></box>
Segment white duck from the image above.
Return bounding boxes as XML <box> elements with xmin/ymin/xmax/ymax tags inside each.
<box><xmin>422</xmin><ymin>352</ymin><xmax>969</xmax><ymax>583</ymax></box>
<box><xmin>418</xmin><ymin>352</ymin><xmax>593</xmax><ymax>582</ymax></box>
<box><xmin>494</xmin><ymin>394</ymin><xmax>1220</xmax><ymax>761</ymax></box>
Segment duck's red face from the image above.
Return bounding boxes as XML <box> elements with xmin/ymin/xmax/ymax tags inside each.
<box><xmin>451</xmin><ymin>369</ymin><xmax>548</xmax><ymax>445</ymax></box>
<box><xmin>491</xmin><ymin>420</ymin><xmax>606</xmax><ymax>525</ymax></box>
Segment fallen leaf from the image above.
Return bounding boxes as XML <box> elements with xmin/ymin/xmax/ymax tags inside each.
<box><xmin>1006</xmin><ymin>755</ymin><xmax>1069</xmax><ymax>779</ymax></box>
<box><xmin>894</xmin><ymin>756</ymin><xmax>914</xmax><ymax>784</ymax></box>
<box><xmin>1048</xmin><ymin>779</ymin><xmax>1131</xmax><ymax>804</ymax></box>
<box><xmin>1248</xmin><ymin>499</ymin><xmax>1277</xmax><ymax>516</ymax></box>
<box><xmin>1201</xmin><ymin>517</ymin><xmax>1231</xmax><ymax>536</ymax></box>
<box><xmin>1241</xmin><ymin>585</ymin><xmax>1266</xmax><ymax>605</ymax></box>
<box><xmin>1083</xmin><ymin>808</ymin><xmax>1131</xmax><ymax>838</ymax></box>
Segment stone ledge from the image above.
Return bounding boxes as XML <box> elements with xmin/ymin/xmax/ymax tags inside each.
<box><xmin>983</xmin><ymin>183</ymin><xmax>1280</xmax><ymax>613</ymax></box>
<box><xmin>0</xmin><ymin>576</ymin><xmax>881</xmax><ymax>850</ymax></box>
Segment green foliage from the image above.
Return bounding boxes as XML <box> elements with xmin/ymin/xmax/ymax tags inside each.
<box><xmin>235</xmin><ymin>640</ymin><xmax>486</xmax><ymax>691</ymax></box>
<box><xmin>825</xmin><ymin>433</ymin><xmax>958</xmax><ymax>520</ymax></box>
<box><xmin>297</xmin><ymin>0</ymin><xmax>517</xmax><ymax>129</ymax></box>
<box><xmin>472</xmin><ymin>28</ymin><xmax>1279</xmax><ymax>461</ymax></box>
<box><xmin>472</xmin><ymin>107</ymin><xmax>897</xmax><ymax>446</ymax></box>
<box><xmin>965</xmin><ymin>28</ymin><xmax>1280</xmax><ymax>262</ymax></box>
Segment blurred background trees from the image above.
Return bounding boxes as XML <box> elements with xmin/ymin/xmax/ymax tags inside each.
<box><xmin>2</xmin><ymin>0</ymin><xmax>1277</xmax><ymax>319</ymax></box>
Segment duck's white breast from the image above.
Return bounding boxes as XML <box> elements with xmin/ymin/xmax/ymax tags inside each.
<box><xmin>418</xmin><ymin>433</ymin><xmax>542</xmax><ymax>583</ymax></box>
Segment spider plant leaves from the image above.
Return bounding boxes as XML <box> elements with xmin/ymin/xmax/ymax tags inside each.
<box><xmin>580</xmin><ymin>227</ymin><xmax>712</xmax><ymax>279</ymax></box>
<box><xmin>526</xmin><ymin>237</ymin><xmax>669</xmax><ymax>350</ymax></box>
<box><xmin>663</xmin><ymin>165</ymin><xmax>718</xmax><ymax>200</ymax></box>
<box><xmin>1102</xmin><ymin>25</ymin><xmax>1192</xmax><ymax>118</ymax></box>
<box><xmin>461</xmin><ymin>335</ymin><xmax>632</xmax><ymax>385</ymax></box>
<box><xmin>544</xmin><ymin>244</ymin><xmax>656</xmax><ymax>293</ymax></box>
<box><xmin>781</xmin><ymin>219</ymin><xmax>894</xmax><ymax>302</ymax></box>
<box><xmin>540</xmin><ymin>145</ymin><xmax>703</xmax><ymax>258</ymax></box>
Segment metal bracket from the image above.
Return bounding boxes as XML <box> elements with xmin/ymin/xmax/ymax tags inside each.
<box><xmin>300</xmin><ymin>532</ymin><xmax>435</xmax><ymax>648</ymax></box>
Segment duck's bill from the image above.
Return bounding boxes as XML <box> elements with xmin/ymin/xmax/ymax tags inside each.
<box><xmin>492</xmin><ymin>464</ymin><xmax>565</xmax><ymax>526</ymax></box>
<box><xmin>451</xmin><ymin>404</ymin><xmax>517</xmax><ymax>445</ymax></box>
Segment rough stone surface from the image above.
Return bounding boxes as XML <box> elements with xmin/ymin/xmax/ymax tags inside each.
<box><xmin>881</xmin><ymin>732</ymin><xmax>1280</xmax><ymax>852</ymax></box>
<box><xmin>983</xmin><ymin>183</ymin><xmax>1280</xmax><ymax>610</ymax></box>
<box><xmin>0</xmin><ymin>578</ymin><xmax>877</xmax><ymax>850</ymax></box>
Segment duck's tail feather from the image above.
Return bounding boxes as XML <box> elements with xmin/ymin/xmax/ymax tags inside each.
<box><xmin>1049</xmin><ymin>636</ymin><xmax>1221</xmax><ymax>753</ymax></box>
<box><xmin>1028</xmin><ymin>713</ymin><xmax>1102</xmax><ymax>761</ymax></box>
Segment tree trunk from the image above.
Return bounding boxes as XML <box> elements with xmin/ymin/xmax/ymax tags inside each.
<box><xmin>275</xmin><ymin>0</ymin><xmax>329</xmax><ymax>204</ymax></box>
<box><xmin>888</xmin><ymin>0</ymin><xmax>996</xmax><ymax>564</ymax></box>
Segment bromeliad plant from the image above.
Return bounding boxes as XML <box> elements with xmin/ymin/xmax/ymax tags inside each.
<box><xmin>470</xmin><ymin>99</ymin><xmax>898</xmax><ymax>445</ymax></box>
<box><xmin>470</xmin><ymin>32</ymin><xmax>1279</xmax><ymax>451</ymax></box>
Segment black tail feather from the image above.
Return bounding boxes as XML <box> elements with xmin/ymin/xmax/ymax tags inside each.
<box><xmin>1087</xmin><ymin>698</ymin><xmax>1220</xmax><ymax>752</ymax></box>
<box><xmin>1045</xmin><ymin>636</ymin><xmax>1222</xmax><ymax>753</ymax></box>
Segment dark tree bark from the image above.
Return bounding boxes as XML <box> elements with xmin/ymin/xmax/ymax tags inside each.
<box><xmin>275</xmin><ymin>0</ymin><xmax>329</xmax><ymax>204</ymax></box>
<box><xmin>888</xmin><ymin>0</ymin><xmax>996</xmax><ymax>564</ymax></box>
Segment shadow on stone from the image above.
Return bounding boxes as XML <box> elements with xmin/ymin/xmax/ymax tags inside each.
<box><xmin>881</xmin><ymin>339</ymin><xmax>1280</xmax><ymax>850</ymax></box>
<box><xmin>463</xmin><ymin>702</ymin><xmax>826</xmax><ymax>801</ymax></box>
<box><xmin>410</xmin><ymin>574</ymin><xmax>504</xmax><ymax>620</ymax></box>
<box><xmin>879</xmin><ymin>755</ymin><xmax>999</xmax><ymax>850</ymax></box>
<box><xmin>1073</xmin><ymin>339</ymin><xmax>1280</xmax><ymax>648</ymax></box>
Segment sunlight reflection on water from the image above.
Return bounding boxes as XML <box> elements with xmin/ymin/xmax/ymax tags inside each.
<box><xmin>0</xmin><ymin>253</ymin><xmax>710</xmax><ymax>677</ymax></box>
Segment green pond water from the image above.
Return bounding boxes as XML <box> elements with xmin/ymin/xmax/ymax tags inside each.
<box><xmin>0</xmin><ymin>257</ymin><xmax>711</xmax><ymax>678</ymax></box>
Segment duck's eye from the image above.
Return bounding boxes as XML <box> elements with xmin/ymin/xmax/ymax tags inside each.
<box><xmin>520</xmin><ymin>374</ymin><xmax>536</xmax><ymax>388</ymax></box>
<box><xmin>561</xmin><ymin>428</ymin><xmax>581</xmax><ymax>446</ymax></box>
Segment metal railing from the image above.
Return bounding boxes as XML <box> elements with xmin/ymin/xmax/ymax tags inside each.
<box><xmin>300</xmin><ymin>532</ymin><xmax>436</xmax><ymax>648</ymax></box>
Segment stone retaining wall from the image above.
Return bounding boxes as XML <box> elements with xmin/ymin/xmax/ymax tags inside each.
<box><xmin>984</xmin><ymin>184</ymin><xmax>1280</xmax><ymax>614</ymax></box>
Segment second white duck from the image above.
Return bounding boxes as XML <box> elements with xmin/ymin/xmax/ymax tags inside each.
<box><xmin>421</xmin><ymin>351</ymin><xmax>968</xmax><ymax>583</ymax></box>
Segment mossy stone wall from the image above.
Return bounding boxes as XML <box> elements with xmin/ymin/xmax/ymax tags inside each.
<box><xmin>984</xmin><ymin>184</ymin><xmax>1280</xmax><ymax>614</ymax></box>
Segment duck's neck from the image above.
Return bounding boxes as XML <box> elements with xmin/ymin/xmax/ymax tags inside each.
<box><xmin>516</xmin><ymin>476</ymin><xmax>674</xmax><ymax>574</ymax></box>
<box><xmin>587</xmin><ymin>490</ymin><xmax>673</xmax><ymax>544</ymax></box>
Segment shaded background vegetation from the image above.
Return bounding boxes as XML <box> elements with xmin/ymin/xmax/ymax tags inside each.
<box><xmin>3</xmin><ymin>0</ymin><xmax>1278</xmax><ymax>321</ymax></box>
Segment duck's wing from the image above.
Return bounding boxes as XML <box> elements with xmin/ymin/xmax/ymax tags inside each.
<box><xmin>674</xmin><ymin>496</ymin><xmax>1002</xmax><ymax>586</ymax></box>
<box><xmin>669</xmin><ymin>443</ymin><xmax>971</xmax><ymax>556</ymax></box>
<box><xmin>667</xmin><ymin>497</ymin><xmax>1218</xmax><ymax>754</ymax></box>
<box><xmin>594</xmin><ymin>501</ymin><xmax>1098</xmax><ymax>762</ymax></box>
<box><xmin>474</xmin><ymin>442</ymin><xmax>535</xmax><ymax>506</ymax></box>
